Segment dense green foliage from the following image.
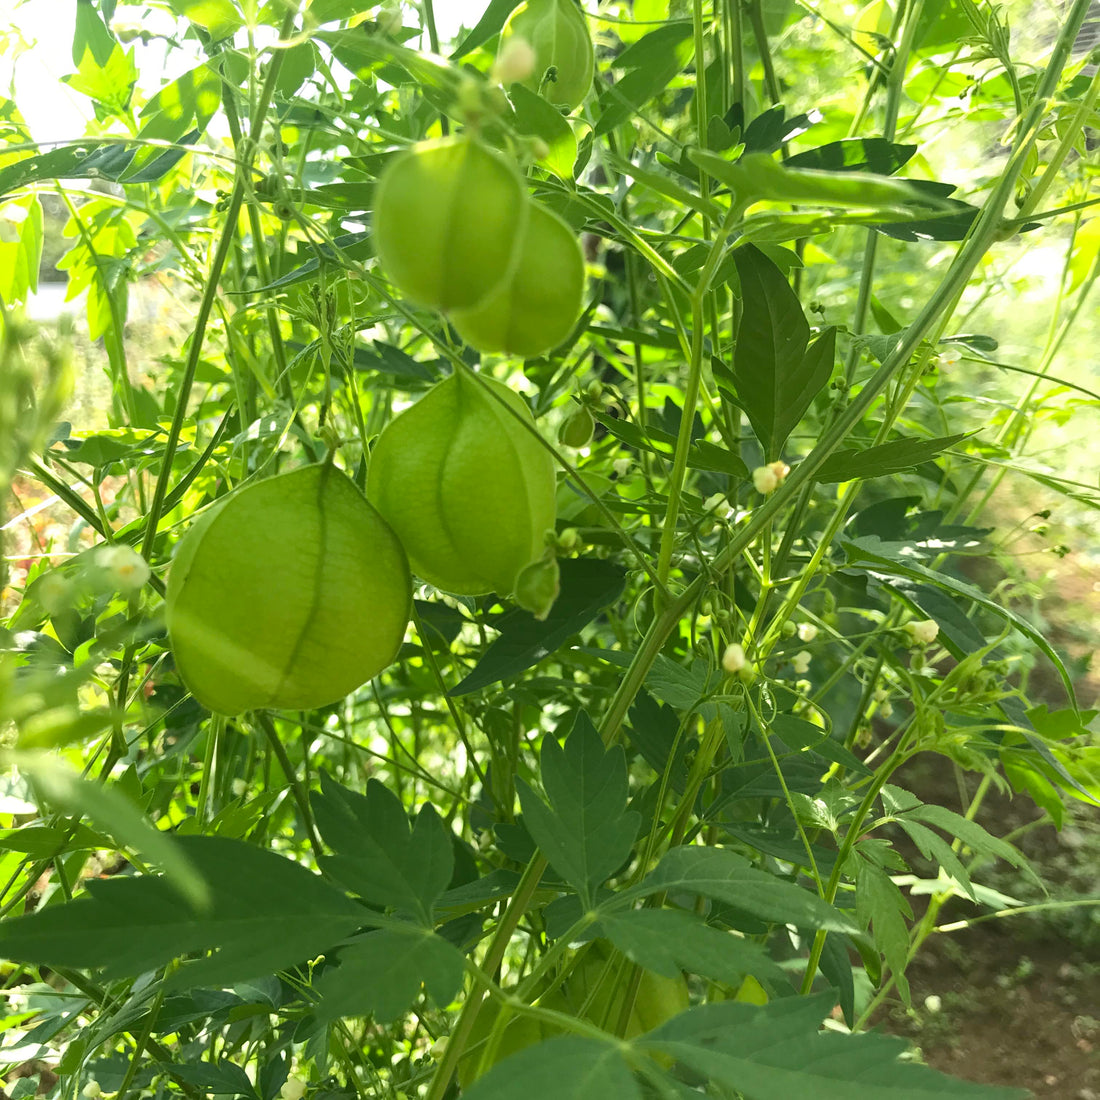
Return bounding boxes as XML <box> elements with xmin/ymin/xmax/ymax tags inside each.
<box><xmin>0</xmin><ymin>0</ymin><xmax>1098</xmax><ymax>1097</ymax></box>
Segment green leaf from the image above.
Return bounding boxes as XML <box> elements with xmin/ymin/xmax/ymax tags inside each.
<box><xmin>687</xmin><ymin>438</ymin><xmax>749</xmax><ymax>478</ymax></box>
<box><xmin>13</xmin><ymin>752</ymin><xmax>207</xmax><ymax>908</ymax></box>
<box><xmin>732</xmin><ymin>246</ymin><xmax>835</xmax><ymax>459</ymax></box>
<box><xmin>0</xmin><ymin>194</ymin><xmax>42</xmax><ymax>305</ymax></box>
<box><xmin>692</xmin><ymin>151</ymin><xmax>944</xmax><ymax>213</ymax></box>
<box><xmin>0</xmin><ymin>836</ymin><xmax>364</xmax><ymax>987</ymax></box>
<box><xmin>842</xmin><ymin>535</ymin><xmax>1078</xmax><ymax>708</ymax></box>
<box><xmin>813</xmin><ymin>432</ymin><xmax>972</xmax><ymax>482</ymax></box>
<box><xmin>855</xmin><ymin>854</ymin><xmax>912</xmax><ymax>1004</ymax></box>
<box><xmin>898</xmin><ymin>803</ymin><xmax>1038</xmax><ymax>886</ymax></box>
<box><xmin>640</xmin><ymin>995</ymin><xmax>1029</xmax><ymax>1098</ymax></box>
<box><xmin>894</xmin><ymin>819</ymin><xmax>975</xmax><ymax>901</ymax></box>
<box><xmin>164</xmin><ymin>0</ymin><xmax>242</xmax><ymax>38</ymax></box>
<box><xmin>597</xmin><ymin>907</ymin><xmax>790</xmax><ymax>991</ymax></box>
<box><xmin>313</xmin><ymin>773</ymin><xmax>453</xmax><ymax>926</ymax></box>
<box><xmin>313</xmin><ymin>927</ymin><xmax>464</xmax><ymax>1022</ymax></box>
<box><xmin>596</xmin><ymin>23</ymin><xmax>694</xmax><ymax>136</ymax></box>
<box><xmin>121</xmin><ymin>63</ymin><xmax>220</xmax><ymax>180</ymax></box>
<box><xmin>450</xmin><ymin>559</ymin><xmax>626</xmax><ymax>696</ymax></box>
<box><xmin>509</xmin><ymin>83</ymin><xmax>577</xmax><ymax>180</ymax></box>
<box><xmin>518</xmin><ymin>713</ymin><xmax>640</xmax><ymax>906</ymax></box>
<box><xmin>625</xmin><ymin>846</ymin><xmax>858</xmax><ymax>933</ymax></box>
<box><xmin>165</xmin><ymin>1061</ymin><xmax>257</xmax><ymax>1098</ymax></box>
<box><xmin>783</xmin><ymin>138</ymin><xmax>917</xmax><ymax>175</ymax></box>
<box><xmin>461</xmin><ymin>1036</ymin><xmax>641</xmax><ymax>1100</ymax></box>
<box><xmin>450</xmin><ymin>0</ymin><xmax>519</xmax><ymax>59</ymax></box>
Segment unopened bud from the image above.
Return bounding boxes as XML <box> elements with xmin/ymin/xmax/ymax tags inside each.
<box><xmin>752</xmin><ymin>465</ymin><xmax>778</xmax><ymax>494</ymax></box>
<box><xmin>493</xmin><ymin>35</ymin><xmax>537</xmax><ymax>85</ymax></box>
<box><xmin>797</xmin><ymin>622</ymin><xmax>818</xmax><ymax>643</ymax></box>
<box><xmin>791</xmin><ymin>650</ymin><xmax>811</xmax><ymax>675</ymax></box>
<box><xmin>722</xmin><ymin>642</ymin><xmax>746</xmax><ymax>673</ymax></box>
<box><xmin>904</xmin><ymin>618</ymin><xmax>939</xmax><ymax>646</ymax></box>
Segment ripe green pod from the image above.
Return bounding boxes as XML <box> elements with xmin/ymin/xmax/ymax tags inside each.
<box><xmin>366</xmin><ymin>371</ymin><xmax>557</xmax><ymax>597</ymax></box>
<box><xmin>166</xmin><ymin>465</ymin><xmax>411</xmax><ymax>715</ymax></box>
<box><xmin>500</xmin><ymin>0</ymin><xmax>595</xmax><ymax>111</ymax></box>
<box><xmin>450</xmin><ymin>200</ymin><xmax>585</xmax><ymax>359</ymax></box>
<box><xmin>372</xmin><ymin>137</ymin><xmax>528</xmax><ymax>312</ymax></box>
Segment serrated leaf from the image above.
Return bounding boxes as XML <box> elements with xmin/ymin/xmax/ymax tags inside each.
<box><xmin>640</xmin><ymin>995</ymin><xmax>1028</xmax><ymax>1098</ymax></box>
<box><xmin>13</xmin><ymin>752</ymin><xmax>206</xmax><ymax>907</ymax></box>
<box><xmin>450</xmin><ymin>559</ymin><xmax>626</xmax><ymax>696</ymax></box>
<box><xmin>732</xmin><ymin>247</ymin><xmax>836</xmax><ymax>459</ymax></box>
<box><xmin>842</xmin><ymin>535</ymin><xmax>1078</xmax><ymax>708</ymax></box>
<box><xmin>783</xmin><ymin>137</ymin><xmax>917</xmax><ymax>174</ymax></box>
<box><xmin>0</xmin><ymin>837</ymin><xmax>364</xmax><ymax>987</ymax></box>
<box><xmin>518</xmin><ymin>713</ymin><xmax>640</xmax><ymax>905</ymax></box>
<box><xmin>461</xmin><ymin>1036</ymin><xmax>641</xmax><ymax>1100</ymax></box>
<box><xmin>855</xmin><ymin>856</ymin><xmax>912</xmax><ymax>1004</ymax></box>
<box><xmin>597</xmin><ymin>908</ymin><xmax>789</xmax><ymax>991</ymax></box>
<box><xmin>894</xmin><ymin>819</ymin><xmax>975</xmax><ymax>901</ymax></box>
<box><xmin>624</xmin><ymin>847</ymin><xmax>857</xmax><ymax>933</ymax></box>
<box><xmin>312</xmin><ymin>927</ymin><xmax>464</xmax><ymax>1022</ymax></box>
<box><xmin>313</xmin><ymin>773</ymin><xmax>453</xmax><ymax>925</ymax></box>
<box><xmin>813</xmin><ymin>432</ymin><xmax>971</xmax><ymax>482</ymax></box>
<box><xmin>898</xmin><ymin>803</ymin><xmax>1039</xmax><ymax>886</ymax></box>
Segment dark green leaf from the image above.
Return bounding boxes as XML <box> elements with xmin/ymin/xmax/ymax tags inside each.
<box><xmin>450</xmin><ymin>559</ymin><xmax>626</xmax><ymax>695</ymax></box>
<box><xmin>164</xmin><ymin>1061</ymin><xmax>257</xmax><ymax>1098</ymax></box>
<box><xmin>313</xmin><ymin>773</ymin><xmax>453</xmax><ymax>925</ymax></box>
<box><xmin>518</xmin><ymin>713</ymin><xmax>640</xmax><ymax>905</ymax></box>
<box><xmin>0</xmin><ymin>837</ymin><xmax>364</xmax><ymax>987</ymax></box>
<box><xmin>313</xmin><ymin>927</ymin><xmax>464</xmax><ymax>1022</ymax></box>
<box><xmin>784</xmin><ymin>138</ymin><xmax>916</xmax><ymax>175</ymax></box>
<box><xmin>598</xmin><ymin>907</ymin><xmax>790</xmax><ymax>991</ymax></box>
<box><xmin>640</xmin><ymin>995</ymin><xmax>1028</xmax><ymax>1098</ymax></box>
<box><xmin>855</xmin><ymin>854</ymin><xmax>912</xmax><ymax>1004</ymax></box>
<box><xmin>843</xmin><ymin>535</ymin><xmax>1078</xmax><ymax>707</ymax></box>
<box><xmin>625</xmin><ymin>846</ymin><xmax>858</xmax><ymax>933</ymax></box>
<box><xmin>742</xmin><ymin>106</ymin><xmax>819</xmax><ymax>154</ymax></box>
<box><xmin>814</xmin><ymin>432</ymin><xmax>972</xmax><ymax>482</ymax></box>
<box><xmin>461</xmin><ymin>1036</ymin><xmax>640</xmax><ymax>1100</ymax></box>
<box><xmin>596</xmin><ymin>24</ymin><xmax>693</xmax><ymax>136</ymax></box>
<box><xmin>732</xmin><ymin>246</ymin><xmax>830</xmax><ymax>459</ymax></box>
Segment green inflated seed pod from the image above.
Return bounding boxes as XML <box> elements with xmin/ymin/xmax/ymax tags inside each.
<box><xmin>166</xmin><ymin>465</ymin><xmax>411</xmax><ymax>715</ymax></box>
<box><xmin>366</xmin><ymin>371</ymin><xmax>557</xmax><ymax>597</ymax></box>
<box><xmin>372</xmin><ymin>136</ymin><xmax>528</xmax><ymax>312</ymax></box>
<box><xmin>500</xmin><ymin>0</ymin><xmax>595</xmax><ymax>111</ymax></box>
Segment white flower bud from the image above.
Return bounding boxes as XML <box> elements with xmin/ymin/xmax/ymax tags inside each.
<box><xmin>904</xmin><ymin>618</ymin><xmax>939</xmax><ymax>646</ymax></box>
<box><xmin>83</xmin><ymin>1084</ymin><xmax>103</xmax><ymax>1100</ymax></box>
<box><xmin>493</xmin><ymin>35</ymin><xmax>537</xmax><ymax>85</ymax></box>
<box><xmin>431</xmin><ymin>1036</ymin><xmax>449</xmax><ymax>1060</ymax></box>
<box><xmin>95</xmin><ymin>544</ymin><xmax>151</xmax><ymax>593</ymax></box>
<box><xmin>791</xmin><ymin>650</ymin><xmax>811</xmax><ymax>675</ymax></box>
<box><xmin>280</xmin><ymin>1078</ymin><xmax>307</xmax><ymax>1100</ymax></box>
<box><xmin>752</xmin><ymin>465</ymin><xmax>778</xmax><ymax>494</ymax></box>
<box><xmin>613</xmin><ymin>457</ymin><xmax>631</xmax><ymax>478</ymax></box>
<box><xmin>722</xmin><ymin>643</ymin><xmax>746</xmax><ymax>673</ymax></box>
<box><xmin>879</xmin><ymin>700</ymin><xmax>894</xmax><ymax>718</ymax></box>
<box><xmin>703</xmin><ymin>492</ymin><xmax>727</xmax><ymax>514</ymax></box>
<box><xmin>796</xmin><ymin>622</ymin><xmax>818</xmax><ymax>643</ymax></box>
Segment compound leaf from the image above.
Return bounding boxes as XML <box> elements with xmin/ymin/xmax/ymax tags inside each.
<box><xmin>313</xmin><ymin>773</ymin><xmax>453</xmax><ymax>926</ymax></box>
<box><xmin>518</xmin><ymin>713</ymin><xmax>640</xmax><ymax>905</ymax></box>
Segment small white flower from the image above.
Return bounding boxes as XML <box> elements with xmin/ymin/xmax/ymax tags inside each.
<box><xmin>82</xmin><ymin>1084</ymin><xmax>103</xmax><ymax>1100</ymax></box>
<box><xmin>431</xmin><ymin>1036</ymin><xmax>449</xmax><ymax>1060</ymax></box>
<box><xmin>721</xmin><ymin>643</ymin><xmax>746</xmax><ymax>673</ymax></box>
<box><xmin>791</xmin><ymin>650</ymin><xmax>812</xmax><ymax>675</ymax></box>
<box><xmin>924</xmin><ymin>994</ymin><xmax>942</xmax><ymax>1013</ymax></box>
<box><xmin>376</xmin><ymin>5</ymin><xmax>403</xmax><ymax>35</ymax></box>
<box><xmin>613</xmin><ymin>457</ymin><xmax>632</xmax><ymax>478</ymax></box>
<box><xmin>95</xmin><ymin>544</ymin><xmax>151</xmax><ymax>593</ymax></box>
<box><xmin>280</xmin><ymin>1078</ymin><xmax>307</xmax><ymax>1100</ymax></box>
<box><xmin>904</xmin><ymin>618</ymin><xmax>939</xmax><ymax>646</ymax></box>
<box><xmin>752</xmin><ymin>465</ymin><xmax>778</xmax><ymax>494</ymax></box>
<box><xmin>703</xmin><ymin>492</ymin><xmax>727</xmax><ymax>514</ymax></box>
<box><xmin>38</xmin><ymin>571</ymin><xmax>75</xmax><ymax>615</ymax></box>
<box><xmin>796</xmin><ymin>622</ymin><xmax>818</xmax><ymax>643</ymax></box>
<box><xmin>493</xmin><ymin>35</ymin><xmax>537</xmax><ymax>85</ymax></box>
<box><xmin>937</xmin><ymin>348</ymin><xmax>960</xmax><ymax>368</ymax></box>
<box><xmin>879</xmin><ymin>700</ymin><xmax>894</xmax><ymax>718</ymax></box>
<box><xmin>873</xmin><ymin>687</ymin><xmax>889</xmax><ymax>702</ymax></box>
